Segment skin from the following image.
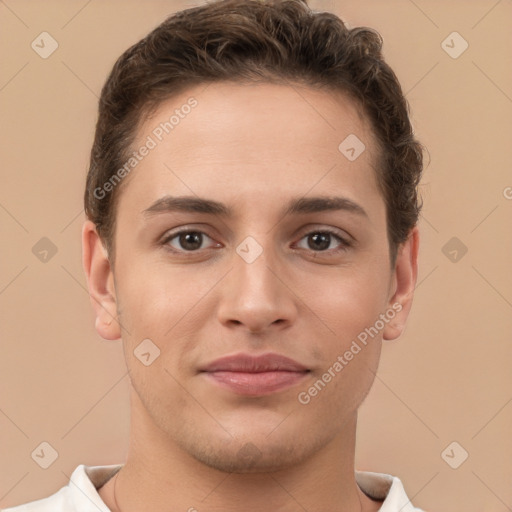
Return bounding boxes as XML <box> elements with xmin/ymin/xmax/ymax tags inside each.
<box><xmin>83</xmin><ymin>81</ymin><xmax>419</xmax><ymax>512</ymax></box>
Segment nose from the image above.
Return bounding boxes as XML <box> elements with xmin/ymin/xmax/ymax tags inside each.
<box><xmin>216</xmin><ymin>242</ymin><xmax>298</xmax><ymax>334</ymax></box>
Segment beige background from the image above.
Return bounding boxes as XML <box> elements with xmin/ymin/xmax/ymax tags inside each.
<box><xmin>1</xmin><ymin>1</ymin><xmax>511</xmax><ymax>510</ymax></box>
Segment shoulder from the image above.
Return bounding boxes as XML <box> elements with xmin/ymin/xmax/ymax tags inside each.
<box><xmin>355</xmin><ymin>470</ymin><xmax>426</xmax><ymax>511</ymax></box>
<box><xmin>2</xmin><ymin>485</ymin><xmax>73</xmax><ymax>512</ymax></box>
<box><xmin>2</xmin><ymin>464</ymin><xmax>122</xmax><ymax>512</ymax></box>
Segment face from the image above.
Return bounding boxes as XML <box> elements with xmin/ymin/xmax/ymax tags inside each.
<box><xmin>84</xmin><ymin>81</ymin><xmax>417</xmax><ymax>473</ymax></box>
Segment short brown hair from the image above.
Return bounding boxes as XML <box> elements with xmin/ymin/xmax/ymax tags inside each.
<box><xmin>85</xmin><ymin>0</ymin><xmax>424</xmax><ymax>267</ymax></box>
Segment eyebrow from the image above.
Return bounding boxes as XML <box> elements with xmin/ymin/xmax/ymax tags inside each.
<box><xmin>142</xmin><ymin>195</ymin><xmax>368</xmax><ymax>219</ymax></box>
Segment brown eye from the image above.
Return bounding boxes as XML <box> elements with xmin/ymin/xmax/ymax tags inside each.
<box><xmin>296</xmin><ymin>230</ymin><xmax>351</xmax><ymax>253</ymax></box>
<box><xmin>307</xmin><ymin>233</ymin><xmax>331</xmax><ymax>251</ymax></box>
<box><xmin>178</xmin><ymin>232</ymin><xmax>203</xmax><ymax>250</ymax></box>
<box><xmin>163</xmin><ymin>230</ymin><xmax>216</xmax><ymax>252</ymax></box>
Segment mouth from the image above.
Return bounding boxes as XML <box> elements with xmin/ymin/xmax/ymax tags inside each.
<box><xmin>199</xmin><ymin>353</ymin><xmax>310</xmax><ymax>396</ymax></box>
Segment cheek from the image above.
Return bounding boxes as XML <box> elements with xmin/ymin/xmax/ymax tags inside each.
<box><xmin>303</xmin><ymin>266</ymin><xmax>390</xmax><ymax>344</ymax></box>
<box><xmin>115</xmin><ymin>261</ymin><xmax>190</xmax><ymax>332</ymax></box>
<box><xmin>114</xmin><ymin>262</ymin><xmax>216</xmax><ymax>376</ymax></box>
<box><xmin>297</xmin><ymin>264</ymin><xmax>389</xmax><ymax>404</ymax></box>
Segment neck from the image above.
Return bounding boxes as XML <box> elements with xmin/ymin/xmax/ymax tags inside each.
<box><xmin>103</xmin><ymin>388</ymin><xmax>375</xmax><ymax>512</ymax></box>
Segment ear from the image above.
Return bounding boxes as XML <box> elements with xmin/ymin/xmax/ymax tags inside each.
<box><xmin>382</xmin><ymin>226</ymin><xmax>420</xmax><ymax>341</ymax></box>
<box><xmin>82</xmin><ymin>220</ymin><xmax>121</xmax><ymax>341</ymax></box>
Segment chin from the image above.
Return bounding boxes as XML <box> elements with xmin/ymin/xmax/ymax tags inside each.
<box><xmin>176</xmin><ymin>427</ymin><xmax>332</xmax><ymax>474</ymax></box>
<box><xmin>192</xmin><ymin>446</ymin><xmax>298</xmax><ymax>474</ymax></box>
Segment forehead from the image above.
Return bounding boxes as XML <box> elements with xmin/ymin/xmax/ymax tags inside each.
<box><xmin>117</xmin><ymin>81</ymin><xmax>382</xmax><ymax>219</ymax></box>
<box><xmin>138</xmin><ymin>81</ymin><xmax>375</xmax><ymax>160</ymax></box>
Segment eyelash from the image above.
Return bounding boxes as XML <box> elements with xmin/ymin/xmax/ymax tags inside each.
<box><xmin>161</xmin><ymin>228</ymin><xmax>352</xmax><ymax>255</ymax></box>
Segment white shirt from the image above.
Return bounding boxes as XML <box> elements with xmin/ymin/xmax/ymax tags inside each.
<box><xmin>3</xmin><ymin>464</ymin><xmax>425</xmax><ymax>511</ymax></box>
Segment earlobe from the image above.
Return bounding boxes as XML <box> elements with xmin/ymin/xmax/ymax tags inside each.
<box><xmin>382</xmin><ymin>226</ymin><xmax>420</xmax><ymax>341</ymax></box>
<box><xmin>82</xmin><ymin>220</ymin><xmax>121</xmax><ymax>341</ymax></box>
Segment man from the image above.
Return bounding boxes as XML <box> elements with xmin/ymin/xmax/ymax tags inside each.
<box><xmin>5</xmin><ymin>0</ymin><xmax>425</xmax><ymax>510</ymax></box>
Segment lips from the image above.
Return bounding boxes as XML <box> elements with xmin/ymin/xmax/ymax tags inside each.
<box><xmin>200</xmin><ymin>353</ymin><xmax>310</xmax><ymax>396</ymax></box>
<box><xmin>201</xmin><ymin>353</ymin><xmax>308</xmax><ymax>373</ymax></box>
